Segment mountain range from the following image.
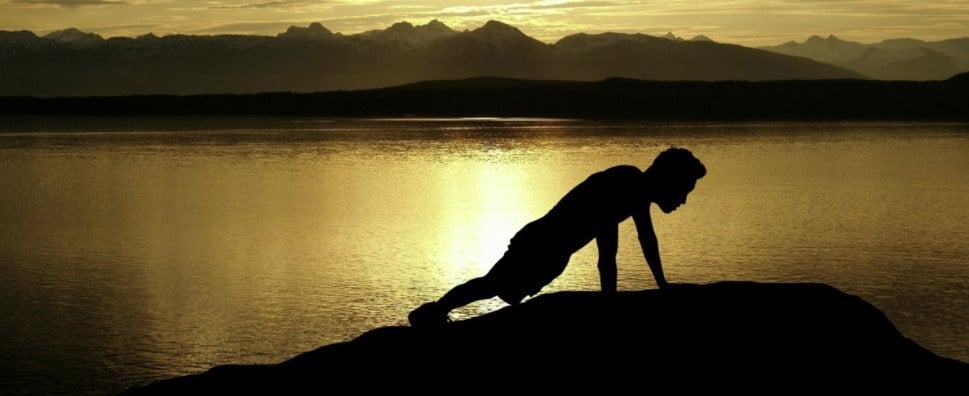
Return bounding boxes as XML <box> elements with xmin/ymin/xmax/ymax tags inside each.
<box><xmin>761</xmin><ymin>35</ymin><xmax>969</xmax><ymax>80</ymax></box>
<box><xmin>0</xmin><ymin>20</ymin><xmax>869</xmax><ymax>96</ymax></box>
<box><xmin>2</xmin><ymin>21</ymin><xmax>966</xmax><ymax>96</ymax></box>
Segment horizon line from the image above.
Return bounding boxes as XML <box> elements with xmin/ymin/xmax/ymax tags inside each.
<box><xmin>14</xmin><ymin>19</ymin><xmax>969</xmax><ymax>47</ymax></box>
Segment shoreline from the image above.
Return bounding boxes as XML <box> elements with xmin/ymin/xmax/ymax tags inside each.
<box><xmin>2</xmin><ymin>77</ymin><xmax>967</xmax><ymax>121</ymax></box>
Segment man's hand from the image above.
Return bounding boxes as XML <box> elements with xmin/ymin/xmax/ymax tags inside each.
<box><xmin>596</xmin><ymin>225</ymin><xmax>619</xmax><ymax>294</ymax></box>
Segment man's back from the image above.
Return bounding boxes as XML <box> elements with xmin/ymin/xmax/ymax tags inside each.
<box><xmin>513</xmin><ymin>165</ymin><xmax>648</xmax><ymax>254</ymax></box>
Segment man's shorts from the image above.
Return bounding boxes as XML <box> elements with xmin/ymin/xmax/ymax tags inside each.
<box><xmin>486</xmin><ymin>246</ymin><xmax>571</xmax><ymax>305</ymax></box>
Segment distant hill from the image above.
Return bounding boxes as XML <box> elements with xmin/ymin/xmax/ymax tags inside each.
<box><xmin>0</xmin><ymin>20</ymin><xmax>863</xmax><ymax>96</ymax></box>
<box><xmin>3</xmin><ymin>77</ymin><xmax>966</xmax><ymax>121</ymax></box>
<box><xmin>761</xmin><ymin>35</ymin><xmax>969</xmax><ymax>80</ymax></box>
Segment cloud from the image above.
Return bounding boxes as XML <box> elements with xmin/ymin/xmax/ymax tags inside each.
<box><xmin>9</xmin><ymin>0</ymin><xmax>128</xmax><ymax>6</ymax></box>
<box><xmin>317</xmin><ymin>0</ymin><xmax>627</xmax><ymax>30</ymax></box>
<box><xmin>437</xmin><ymin>0</ymin><xmax>621</xmax><ymax>16</ymax></box>
<box><xmin>531</xmin><ymin>1</ymin><xmax>619</xmax><ymax>10</ymax></box>
<box><xmin>188</xmin><ymin>21</ymin><xmax>312</xmax><ymax>35</ymax></box>
<box><xmin>80</xmin><ymin>22</ymin><xmax>158</xmax><ymax>32</ymax></box>
<box><xmin>207</xmin><ymin>0</ymin><xmax>325</xmax><ymax>10</ymax></box>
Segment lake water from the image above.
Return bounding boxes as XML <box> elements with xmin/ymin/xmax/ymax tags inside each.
<box><xmin>1</xmin><ymin>118</ymin><xmax>967</xmax><ymax>395</ymax></box>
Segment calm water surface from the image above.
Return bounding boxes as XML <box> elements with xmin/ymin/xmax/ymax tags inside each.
<box><xmin>1</xmin><ymin>118</ymin><xmax>967</xmax><ymax>394</ymax></box>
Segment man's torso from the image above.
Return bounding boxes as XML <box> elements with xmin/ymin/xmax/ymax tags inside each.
<box><xmin>510</xmin><ymin>165</ymin><xmax>649</xmax><ymax>254</ymax></box>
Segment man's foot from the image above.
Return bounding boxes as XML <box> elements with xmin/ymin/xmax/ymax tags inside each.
<box><xmin>408</xmin><ymin>302</ymin><xmax>449</xmax><ymax>328</ymax></box>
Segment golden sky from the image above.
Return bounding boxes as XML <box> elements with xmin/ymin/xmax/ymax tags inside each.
<box><xmin>2</xmin><ymin>0</ymin><xmax>968</xmax><ymax>46</ymax></box>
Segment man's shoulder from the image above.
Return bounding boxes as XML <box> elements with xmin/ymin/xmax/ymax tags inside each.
<box><xmin>579</xmin><ymin>165</ymin><xmax>645</xmax><ymax>190</ymax></box>
<box><xmin>607</xmin><ymin>164</ymin><xmax>643</xmax><ymax>172</ymax></box>
<box><xmin>599</xmin><ymin>165</ymin><xmax>643</xmax><ymax>178</ymax></box>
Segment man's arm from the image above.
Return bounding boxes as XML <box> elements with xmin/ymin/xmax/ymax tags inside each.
<box><xmin>596</xmin><ymin>224</ymin><xmax>618</xmax><ymax>294</ymax></box>
<box><xmin>632</xmin><ymin>205</ymin><xmax>669</xmax><ymax>289</ymax></box>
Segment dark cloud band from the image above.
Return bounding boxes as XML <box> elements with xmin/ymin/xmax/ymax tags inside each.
<box><xmin>11</xmin><ymin>0</ymin><xmax>129</xmax><ymax>7</ymax></box>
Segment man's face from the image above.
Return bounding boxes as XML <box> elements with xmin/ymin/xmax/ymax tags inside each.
<box><xmin>657</xmin><ymin>179</ymin><xmax>696</xmax><ymax>214</ymax></box>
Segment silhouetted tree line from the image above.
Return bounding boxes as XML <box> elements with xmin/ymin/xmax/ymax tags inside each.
<box><xmin>1</xmin><ymin>76</ymin><xmax>967</xmax><ymax>120</ymax></box>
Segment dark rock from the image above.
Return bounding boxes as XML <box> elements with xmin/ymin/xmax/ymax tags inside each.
<box><xmin>122</xmin><ymin>282</ymin><xmax>968</xmax><ymax>393</ymax></box>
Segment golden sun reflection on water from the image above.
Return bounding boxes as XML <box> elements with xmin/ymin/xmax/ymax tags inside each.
<box><xmin>438</xmin><ymin>163</ymin><xmax>529</xmax><ymax>272</ymax></box>
<box><xmin>430</xmin><ymin>160</ymin><xmax>553</xmax><ymax>318</ymax></box>
<box><xmin>2</xmin><ymin>120</ymin><xmax>969</xmax><ymax>395</ymax></box>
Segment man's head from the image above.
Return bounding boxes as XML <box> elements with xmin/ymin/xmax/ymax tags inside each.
<box><xmin>645</xmin><ymin>147</ymin><xmax>706</xmax><ymax>213</ymax></box>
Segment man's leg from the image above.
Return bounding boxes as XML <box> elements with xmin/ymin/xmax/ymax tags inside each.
<box><xmin>409</xmin><ymin>276</ymin><xmax>499</xmax><ymax>327</ymax></box>
<box><xmin>437</xmin><ymin>277</ymin><xmax>499</xmax><ymax>311</ymax></box>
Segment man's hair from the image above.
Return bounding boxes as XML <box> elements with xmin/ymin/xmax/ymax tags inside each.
<box><xmin>647</xmin><ymin>147</ymin><xmax>706</xmax><ymax>181</ymax></box>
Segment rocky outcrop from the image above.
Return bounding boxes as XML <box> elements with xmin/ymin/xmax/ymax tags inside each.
<box><xmin>122</xmin><ymin>282</ymin><xmax>968</xmax><ymax>394</ymax></box>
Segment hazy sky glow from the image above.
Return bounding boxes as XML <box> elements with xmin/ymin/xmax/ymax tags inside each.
<box><xmin>2</xmin><ymin>0</ymin><xmax>968</xmax><ymax>46</ymax></box>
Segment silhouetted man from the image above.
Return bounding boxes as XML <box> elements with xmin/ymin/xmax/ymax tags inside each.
<box><xmin>409</xmin><ymin>147</ymin><xmax>706</xmax><ymax>327</ymax></box>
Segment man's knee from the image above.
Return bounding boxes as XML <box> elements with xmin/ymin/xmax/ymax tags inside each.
<box><xmin>498</xmin><ymin>292</ymin><xmax>525</xmax><ymax>305</ymax></box>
